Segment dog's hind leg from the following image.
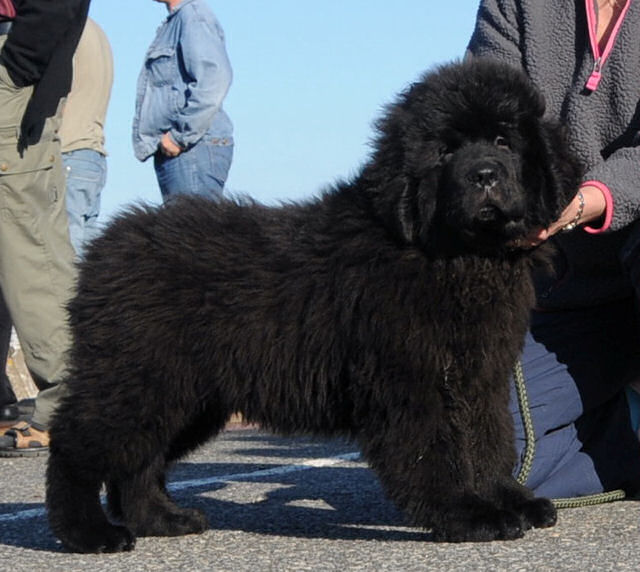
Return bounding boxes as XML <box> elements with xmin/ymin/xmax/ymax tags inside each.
<box><xmin>107</xmin><ymin>403</ymin><xmax>227</xmax><ymax>536</ymax></box>
<box><xmin>117</xmin><ymin>455</ymin><xmax>208</xmax><ymax>538</ymax></box>
<box><xmin>105</xmin><ymin>479</ymin><xmax>123</xmax><ymax>522</ymax></box>
<box><xmin>166</xmin><ymin>404</ymin><xmax>230</xmax><ymax>463</ymax></box>
<box><xmin>47</xmin><ymin>450</ymin><xmax>135</xmax><ymax>553</ymax></box>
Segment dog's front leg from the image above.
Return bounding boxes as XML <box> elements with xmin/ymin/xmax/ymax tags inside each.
<box><xmin>359</xmin><ymin>425</ymin><xmax>532</xmax><ymax>542</ymax></box>
<box><xmin>492</xmin><ymin>475</ymin><xmax>557</xmax><ymax>531</ymax></box>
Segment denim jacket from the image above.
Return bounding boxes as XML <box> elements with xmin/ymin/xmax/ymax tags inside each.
<box><xmin>132</xmin><ymin>0</ymin><xmax>233</xmax><ymax>162</ymax></box>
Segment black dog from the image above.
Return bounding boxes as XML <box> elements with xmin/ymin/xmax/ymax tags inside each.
<box><xmin>46</xmin><ymin>58</ymin><xmax>580</xmax><ymax>552</ymax></box>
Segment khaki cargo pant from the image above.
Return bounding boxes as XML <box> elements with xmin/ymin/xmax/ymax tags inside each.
<box><xmin>0</xmin><ymin>39</ymin><xmax>76</xmax><ymax>429</ymax></box>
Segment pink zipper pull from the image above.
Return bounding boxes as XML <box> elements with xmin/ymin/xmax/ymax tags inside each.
<box><xmin>585</xmin><ymin>57</ymin><xmax>602</xmax><ymax>92</ymax></box>
<box><xmin>583</xmin><ymin>0</ymin><xmax>632</xmax><ymax>92</ymax></box>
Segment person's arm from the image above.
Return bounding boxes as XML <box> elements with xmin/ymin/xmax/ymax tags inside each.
<box><xmin>528</xmin><ymin>184</ymin><xmax>608</xmax><ymax>245</ymax></box>
<box><xmin>164</xmin><ymin>12</ymin><xmax>232</xmax><ymax>152</ymax></box>
<box><xmin>469</xmin><ymin>0</ymin><xmax>640</xmax><ymax>239</ymax></box>
<box><xmin>576</xmin><ymin>149</ymin><xmax>640</xmax><ymax>232</ymax></box>
<box><xmin>0</xmin><ymin>0</ymin><xmax>88</xmax><ymax>87</ymax></box>
<box><xmin>466</xmin><ymin>0</ymin><xmax>523</xmax><ymax>67</ymax></box>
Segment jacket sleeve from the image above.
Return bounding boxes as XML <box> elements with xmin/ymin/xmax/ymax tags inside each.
<box><xmin>582</xmin><ymin>148</ymin><xmax>640</xmax><ymax>232</ymax></box>
<box><xmin>0</xmin><ymin>0</ymin><xmax>88</xmax><ymax>87</ymax></box>
<box><xmin>168</xmin><ymin>13</ymin><xmax>232</xmax><ymax>149</ymax></box>
<box><xmin>466</xmin><ymin>0</ymin><xmax>523</xmax><ymax>67</ymax></box>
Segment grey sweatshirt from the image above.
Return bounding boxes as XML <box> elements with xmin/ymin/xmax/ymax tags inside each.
<box><xmin>467</xmin><ymin>0</ymin><xmax>639</xmax><ymax>309</ymax></box>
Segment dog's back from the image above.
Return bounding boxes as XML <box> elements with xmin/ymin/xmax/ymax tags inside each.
<box><xmin>61</xmin><ymin>191</ymin><xmax>436</xmax><ymax>444</ymax></box>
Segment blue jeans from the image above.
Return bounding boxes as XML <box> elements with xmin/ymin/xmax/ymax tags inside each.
<box><xmin>153</xmin><ymin>138</ymin><xmax>233</xmax><ymax>202</ymax></box>
<box><xmin>63</xmin><ymin>149</ymin><xmax>107</xmax><ymax>257</ymax></box>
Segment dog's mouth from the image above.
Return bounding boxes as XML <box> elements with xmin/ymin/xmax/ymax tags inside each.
<box><xmin>473</xmin><ymin>203</ymin><xmax>524</xmax><ymax>234</ymax></box>
<box><xmin>456</xmin><ymin>203</ymin><xmax>528</xmax><ymax>253</ymax></box>
<box><xmin>476</xmin><ymin>204</ymin><xmax>503</xmax><ymax>223</ymax></box>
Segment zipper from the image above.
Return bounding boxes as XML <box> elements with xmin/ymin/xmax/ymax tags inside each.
<box><xmin>584</xmin><ymin>0</ymin><xmax>632</xmax><ymax>92</ymax></box>
<box><xmin>586</xmin><ymin>56</ymin><xmax>602</xmax><ymax>91</ymax></box>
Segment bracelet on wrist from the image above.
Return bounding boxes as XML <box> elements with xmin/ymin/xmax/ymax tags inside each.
<box><xmin>561</xmin><ymin>190</ymin><xmax>585</xmax><ymax>232</ymax></box>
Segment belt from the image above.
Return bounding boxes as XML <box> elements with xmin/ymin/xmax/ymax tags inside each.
<box><xmin>0</xmin><ymin>21</ymin><xmax>12</xmax><ymax>35</ymax></box>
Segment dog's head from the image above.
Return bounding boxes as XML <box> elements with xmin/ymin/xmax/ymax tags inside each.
<box><xmin>362</xmin><ymin>58</ymin><xmax>581</xmax><ymax>256</ymax></box>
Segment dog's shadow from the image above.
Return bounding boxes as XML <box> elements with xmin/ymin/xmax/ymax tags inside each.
<box><xmin>168</xmin><ymin>431</ymin><xmax>426</xmax><ymax>541</ymax></box>
<box><xmin>168</xmin><ymin>464</ymin><xmax>424</xmax><ymax>542</ymax></box>
<box><xmin>0</xmin><ymin>432</ymin><xmax>429</xmax><ymax>552</ymax></box>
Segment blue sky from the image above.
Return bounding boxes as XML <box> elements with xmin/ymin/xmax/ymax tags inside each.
<box><xmin>88</xmin><ymin>1</ymin><xmax>480</xmax><ymax>221</ymax></box>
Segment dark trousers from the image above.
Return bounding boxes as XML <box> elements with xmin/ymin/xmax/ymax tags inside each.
<box><xmin>511</xmin><ymin>222</ymin><xmax>640</xmax><ymax>497</ymax></box>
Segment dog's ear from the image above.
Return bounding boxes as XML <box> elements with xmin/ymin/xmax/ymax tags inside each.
<box><xmin>397</xmin><ymin>178</ymin><xmax>419</xmax><ymax>243</ymax></box>
<box><xmin>533</xmin><ymin>120</ymin><xmax>583</xmax><ymax>222</ymax></box>
<box><xmin>369</xmin><ymin>175</ymin><xmax>438</xmax><ymax>245</ymax></box>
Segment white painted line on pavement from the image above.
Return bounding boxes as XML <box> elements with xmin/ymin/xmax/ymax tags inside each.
<box><xmin>0</xmin><ymin>507</ymin><xmax>45</xmax><ymax>523</ymax></box>
<box><xmin>168</xmin><ymin>451</ymin><xmax>361</xmax><ymax>491</ymax></box>
<box><xmin>0</xmin><ymin>451</ymin><xmax>362</xmax><ymax>523</ymax></box>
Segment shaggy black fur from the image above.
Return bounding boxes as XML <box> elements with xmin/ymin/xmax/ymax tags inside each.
<box><xmin>46</xmin><ymin>59</ymin><xmax>580</xmax><ymax>552</ymax></box>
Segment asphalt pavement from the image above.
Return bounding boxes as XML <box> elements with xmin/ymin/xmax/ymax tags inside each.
<box><xmin>1</xmin><ymin>426</ymin><xmax>638</xmax><ymax>571</ymax></box>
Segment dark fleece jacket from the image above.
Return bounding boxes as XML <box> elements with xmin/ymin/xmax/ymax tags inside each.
<box><xmin>468</xmin><ymin>0</ymin><xmax>640</xmax><ymax>310</ymax></box>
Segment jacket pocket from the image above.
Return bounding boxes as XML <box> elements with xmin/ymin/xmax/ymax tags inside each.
<box><xmin>145</xmin><ymin>46</ymin><xmax>176</xmax><ymax>87</ymax></box>
<box><xmin>0</xmin><ymin>126</ymin><xmax>55</xmax><ymax>175</ymax></box>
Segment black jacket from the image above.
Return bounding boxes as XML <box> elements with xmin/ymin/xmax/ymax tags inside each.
<box><xmin>0</xmin><ymin>0</ymin><xmax>90</xmax><ymax>142</ymax></box>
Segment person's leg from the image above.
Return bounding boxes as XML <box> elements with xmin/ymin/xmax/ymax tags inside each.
<box><xmin>62</xmin><ymin>148</ymin><xmax>107</xmax><ymax>256</ymax></box>
<box><xmin>82</xmin><ymin>151</ymin><xmax>106</xmax><ymax>247</ymax></box>
<box><xmin>0</xmin><ymin>291</ymin><xmax>17</xmax><ymax>424</ymax></box>
<box><xmin>620</xmin><ymin>221</ymin><xmax>640</xmax><ymax>431</ymax></box>
<box><xmin>511</xmin><ymin>298</ymin><xmax>640</xmax><ymax>498</ymax></box>
<box><xmin>0</xmin><ymin>55</ymin><xmax>76</xmax><ymax>454</ymax></box>
<box><xmin>153</xmin><ymin>139</ymin><xmax>233</xmax><ymax>201</ymax></box>
<box><xmin>198</xmin><ymin>140</ymin><xmax>232</xmax><ymax>194</ymax></box>
<box><xmin>11</xmin><ymin>127</ymin><xmax>76</xmax><ymax>432</ymax></box>
<box><xmin>628</xmin><ymin>387</ymin><xmax>640</xmax><ymax>433</ymax></box>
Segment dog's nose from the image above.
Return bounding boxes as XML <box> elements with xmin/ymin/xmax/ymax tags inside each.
<box><xmin>471</xmin><ymin>167</ymin><xmax>498</xmax><ymax>190</ymax></box>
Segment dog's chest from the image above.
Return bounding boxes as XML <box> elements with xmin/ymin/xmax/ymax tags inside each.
<box><xmin>430</xmin><ymin>257</ymin><xmax>532</xmax><ymax>319</ymax></box>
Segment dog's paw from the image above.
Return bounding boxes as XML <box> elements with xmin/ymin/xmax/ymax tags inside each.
<box><xmin>57</xmin><ymin>523</ymin><xmax>136</xmax><ymax>553</ymax></box>
<box><xmin>519</xmin><ymin>497</ymin><xmax>557</xmax><ymax>530</ymax></box>
<box><xmin>432</xmin><ymin>508</ymin><xmax>525</xmax><ymax>542</ymax></box>
<box><xmin>133</xmin><ymin>506</ymin><xmax>209</xmax><ymax>537</ymax></box>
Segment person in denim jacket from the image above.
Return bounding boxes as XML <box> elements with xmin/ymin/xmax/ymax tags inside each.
<box><xmin>133</xmin><ymin>0</ymin><xmax>233</xmax><ymax>200</ymax></box>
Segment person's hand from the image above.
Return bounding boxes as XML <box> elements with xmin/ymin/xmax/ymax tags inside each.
<box><xmin>512</xmin><ymin>185</ymin><xmax>608</xmax><ymax>249</ymax></box>
<box><xmin>159</xmin><ymin>132</ymin><xmax>182</xmax><ymax>157</ymax></box>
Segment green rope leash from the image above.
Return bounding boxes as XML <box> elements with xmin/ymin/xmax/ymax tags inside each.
<box><xmin>512</xmin><ymin>360</ymin><xmax>626</xmax><ymax>508</ymax></box>
<box><xmin>551</xmin><ymin>490</ymin><xmax>626</xmax><ymax>509</ymax></box>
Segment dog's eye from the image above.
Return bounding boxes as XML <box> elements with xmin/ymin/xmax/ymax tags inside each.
<box><xmin>494</xmin><ymin>135</ymin><xmax>510</xmax><ymax>149</ymax></box>
<box><xmin>439</xmin><ymin>145</ymin><xmax>454</xmax><ymax>163</ymax></box>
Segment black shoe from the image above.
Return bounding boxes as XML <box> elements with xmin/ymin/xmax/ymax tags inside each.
<box><xmin>17</xmin><ymin>398</ymin><xmax>35</xmax><ymax>418</ymax></box>
<box><xmin>0</xmin><ymin>402</ymin><xmax>19</xmax><ymax>423</ymax></box>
